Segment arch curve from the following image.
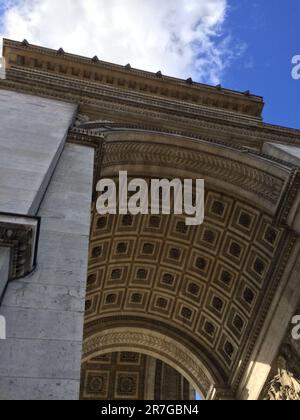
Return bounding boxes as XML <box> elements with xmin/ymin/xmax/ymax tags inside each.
<box><xmin>81</xmin><ymin>127</ymin><xmax>298</xmax><ymax>398</ymax></box>
<box><xmin>82</xmin><ymin>326</ymin><xmax>220</xmax><ymax>399</ymax></box>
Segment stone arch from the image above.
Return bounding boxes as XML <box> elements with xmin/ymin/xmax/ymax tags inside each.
<box><xmin>81</xmin><ymin>127</ymin><xmax>298</xmax><ymax>399</ymax></box>
<box><xmin>99</xmin><ymin>129</ymin><xmax>294</xmax><ymax>220</ymax></box>
<box><xmin>82</xmin><ymin>326</ymin><xmax>217</xmax><ymax>399</ymax></box>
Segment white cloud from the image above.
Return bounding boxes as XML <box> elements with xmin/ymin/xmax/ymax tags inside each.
<box><xmin>0</xmin><ymin>0</ymin><xmax>233</xmax><ymax>84</ymax></box>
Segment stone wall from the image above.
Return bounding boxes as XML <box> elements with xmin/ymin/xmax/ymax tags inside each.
<box><xmin>0</xmin><ymin>143</ymin><xmax>94</xmax><ymax>399</ymax></box>
<box><xmin>0</xmin><ymin>90</ymin><xmax>77</xmax><ymax>215</ymax></box>
<box><xmin>0</xmin><ymin>90</ymin><xmax>94</xmax><ymax>400</ymax></box>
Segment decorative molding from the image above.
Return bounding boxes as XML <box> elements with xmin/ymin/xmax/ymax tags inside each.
<box><xmin>70</xmin><ymin>124</ymin><xmax>299</xmax><ymax>396</ymax></box>
<box><xmin>1</xmin><ymin>39</ymin><xmax>300</xmax><ymax>401</ymax></box>
<box><xmin>2</xmin><ymin>67</ymin><xmax>261</xmax><ymax>128</ymax></box>
<box><xmin>84</xmin><ymin>190</ymin><xmax>292</xmax><ymax>390</ymax></box>
<box><xmin>102</xmin><ymin>140</ymin><xmax>284</xmax><ymax>206</ymax></box>
<box><xmin>1</xmin><ymin>65</ymin><xmax>300</xmax><ymax>156</ymax></box>
<box><xmin>232</xmin><ymin>232</ymin><xmax>298</xmax><ymax>391</ymax></box>
<box><xmin>69</xmin><ymin>124</ymin><xmax>300</xmax><ymax>225</ymax></box>
<box><xmin>73</xmin><ymin>121</ymin><xmax>300</xmax><ymax>170</ymax></box>
<box><xmin>2</xmin><ymin>67</ymin><xmax>300</xmax><ymax>155</ymax></box>
<box><xmin>274</xmin><ymin>170</ymin><xmax>300</xmax><ymax>226</ymax></box>
<box><xmin>68</xmin><ymin>122</ymin><xmax>300</xmax><ymax>235</ymax></box>
<box><xmin>0</xmin><ymin>213</ymin><xmax>40</xmax><ymax>281</ymax></box>
<box><xmin>3</xmin><ymin>38</ymin><xmax>264</xmax><ymax>118</ymax></box>
<box><xmin>82</xmin><ymin>329</ymin><xmax>214</xmax><ymax>398</ymax></box>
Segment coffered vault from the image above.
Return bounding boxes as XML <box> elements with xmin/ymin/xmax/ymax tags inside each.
<box><xmin>79</xmin><ymin>128</ymin><xmax>299</xmax><ymax>399</ymax></box>
<box><xmin>0</xmin><ymin>39</ymin><xmax>300</xmax><ymax>400</ymax></box>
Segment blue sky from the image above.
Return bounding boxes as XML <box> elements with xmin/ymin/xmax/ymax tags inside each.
<box><xmin>223</xmin><ymin>0</ymin><xmax>300</xmax><ymax>129</ymax></box>
<box><xmin>0</xmin><ymin>0</ymin><xmax>299</xmax><ymax>129</ymax></box>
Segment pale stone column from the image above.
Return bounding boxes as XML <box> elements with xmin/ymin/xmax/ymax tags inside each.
<box><xmin>144</xmin><ymin>357</ymin><xmax>156</xmax><ymax>400</ymax></box>
<box><xmin>0</xmin><ymin>89</ymin><xmax>94</xmax><ymax>400</ymax></box>
<box><xmin>0</xmin><ymin>144</ymin><xmax>94</xmax><ymax>400</ymax></box>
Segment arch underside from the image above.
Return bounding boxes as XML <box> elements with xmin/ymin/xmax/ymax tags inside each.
<box><xmin>81</xmin><ymin>349</ymin><xmax>195</xmax><ymax>401</ymax></box>
<box><xmin>81</xmin><ymin>129</ymin><xmax>297</xmax><ymax>399</ymax></box>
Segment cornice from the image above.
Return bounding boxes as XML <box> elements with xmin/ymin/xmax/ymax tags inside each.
<box><xmin>3</xmin><ymin>38</ymin><xmax>264</xmax><ymax>118</ymax></box>
<box><xmin>72</xmin><ymin>122</ymin><xmax>300</xmax><ymax>170</ymax></box>
<box><xmin>3</xmin><ymin>66</ymin><xmax>261</xmax><ymax>126</ymax></box>
<box><xmin>1</xmin><ymin>67</ymin><xmax>300</xmax><ymax>151</ymax></box>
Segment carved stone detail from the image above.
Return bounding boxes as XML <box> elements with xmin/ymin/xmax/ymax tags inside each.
<box><xmin>3</xmin><ymin>39</ymin><xmax>264</xmax><ymax>118</ymax></box>
<box><xmin>102</xmin><ymin>141</ymin><xmax>284</xmax><ymax>205</ymax></box>
<box><xmin>0</xmin><ymin>215</ymin><xmax>40</xmax><ymax>280</ymax></box>
<box><xmin>83</xmin><ymin>329</ymin><xmax>213</xmax><ymax>397</ymax></box>
<box><xmin>3</xmin><ymin>66</ymin><xmax>300</xmax><ymax>152</ymax></box>
<box><xmin>2</xmin><ymin>37</ymin><xmax>300</xmax><ymax>401</ymax></box>
<box><xmin>263</xmin><ymin>342</ymin><xmax>300</xmax><ymax>400</ymax></box>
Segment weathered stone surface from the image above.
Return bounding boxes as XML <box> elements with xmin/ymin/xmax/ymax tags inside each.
<box><xmin>1</xmin><ymin>39</ymin><xmax>300</xmax><ymax>401</ymax></box>
<box><xmin>0</xmin><ymin>377</ymin><xmax>79</xmax><ymax>401</ymax></box>
<box><xmin>25</xmin><ymin>231</ymin><xmax>92</xmax><ymax>288</ymax></box>
<box><xmin>0</xmin><ymin>307</ymin><xmax>85</xmax><ymax>341</ymax></box>
<box><xmin>2</xmin><ymin>282</ymin><xmax>85</xmax><ymax>312</ymax></box>
<box><xmin>0</xmin><ymin>90</ymin><xmax>77</xmax><ymax>216</ymax></box>
<box><xmin>0</xmin><ymin>144</ymin><xmax>94</xmax><ymax>400</ymax></box>
<box><xmin>0</xmin><ymin>338</ymin><xmax>82</xmax><ymax>379</ymax></box>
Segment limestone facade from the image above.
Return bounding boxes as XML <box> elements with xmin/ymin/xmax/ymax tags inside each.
<box><xmin>0</xmin><ymin>39</ymin><xmax>300</xmax><ymax>400</ymax></box>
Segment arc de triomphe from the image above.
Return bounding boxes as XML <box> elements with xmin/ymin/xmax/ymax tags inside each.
<box><xmin>0</xmin><ymin>39</ymin><xmax>300</xmax><ymax>400</ymax></box>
